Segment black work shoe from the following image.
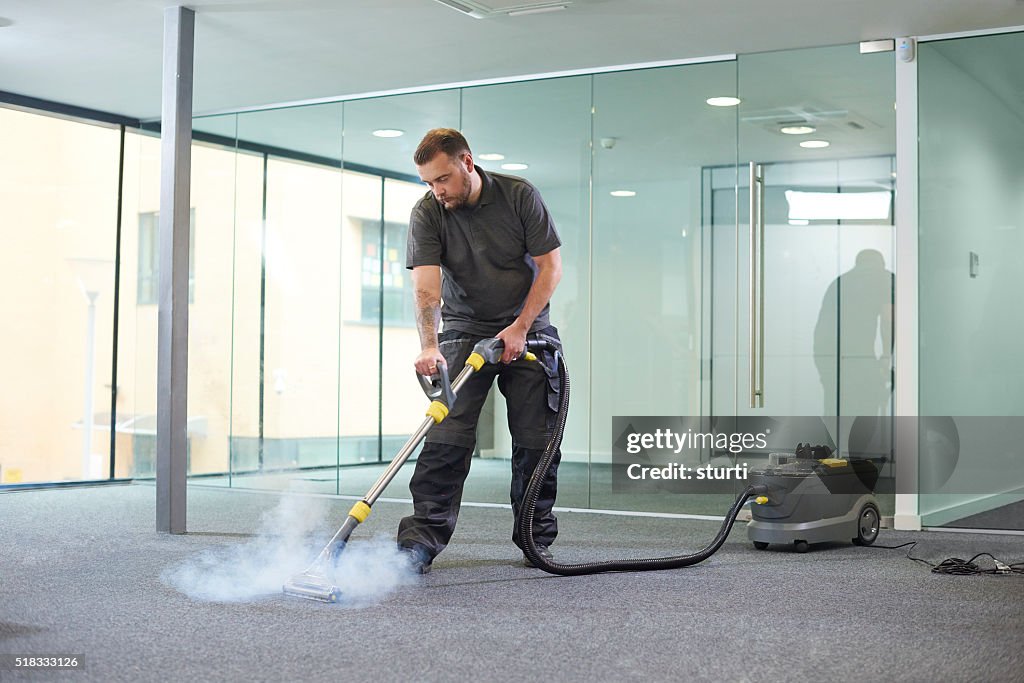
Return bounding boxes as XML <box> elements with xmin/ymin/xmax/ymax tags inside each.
<box><xmin>522</xmin><ymin>544</ymin><xmax>553</xmax><ymax>568</ymax></box>
<box><xmin>400</xmin><ymin>545</ymin><xmax>433</xmax><ymax>575</ymax></box>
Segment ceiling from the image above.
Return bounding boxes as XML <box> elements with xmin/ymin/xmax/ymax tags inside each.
<box><xmin>1</xmin><ymin>0</ymin><xmax>1024</xmax><ymax>121</ymax></box>
<box><xmin>2</xmin><ymin>1</ymin><xmax>1023</xmax><ymax>189</ymax></box>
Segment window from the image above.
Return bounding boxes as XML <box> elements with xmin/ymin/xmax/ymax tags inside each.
<box><xmin>361</xmin><ymin>220</ymin><xmax>414</xmax><ymax>325</ymax></box>
<box><xmin>138</xmin><ymin>210</ymin><xmax>195</xmax><ymax>305</ymax></box>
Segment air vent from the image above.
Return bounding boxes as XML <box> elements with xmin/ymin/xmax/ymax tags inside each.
<box><xmin>742</xmin><ymin>103</ymin><xmax>881</xmax><ymax>135</ymax></box>
<box><xmin>431</xmin><ymin>0</ymin><xmax>571</xmax><ymax>18</ymax></box>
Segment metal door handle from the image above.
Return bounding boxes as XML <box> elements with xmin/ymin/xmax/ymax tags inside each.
<box><xmin>749</xmin><ymin>162</ymin><xmax>765</xmax><ymax>408</ymax></box>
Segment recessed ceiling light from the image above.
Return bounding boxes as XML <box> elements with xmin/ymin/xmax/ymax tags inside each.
<box><xmin>610</xmin><ymin>190</ymin><xmax>636</xmax><ymax>197</ymax></box>
<box><xmin>780</xmin><ymin>125</ymin><xmax>816</xmax><ymax>135</ymax></box>
<box><xmin>372</xmin><ymin>129</ymin><xmax>404</xmax><ymax>138</ymax></box>
<box><xmin>799</xmin><ymin>140</ymin><xmax>830</xmax><ymax>149</ymax></box>
<box><xmin>478</xmin><ymin>153</ymin><xmax>505</xmax><ymax>161</ymax></box>
<box><xmin>501</xmin><ymin>163</ymin><xmax>529</xmax><ymax>171</ymax></box>
<box><xmin>706</xmin><ymin>97</ymin><xmax>741</xmax><ymax>107</ymax></box>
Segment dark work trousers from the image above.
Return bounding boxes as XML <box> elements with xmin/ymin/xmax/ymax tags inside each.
<box><xmin>397</xmin><ymin>325</ymin><xmax>563</xmax><ymax>560</ymax></box>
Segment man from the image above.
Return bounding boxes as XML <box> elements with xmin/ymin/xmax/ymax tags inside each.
<box><xmin>397</xmin><ymin>128</ymin><xmax>564</xmax><ymax>574</ymax></box>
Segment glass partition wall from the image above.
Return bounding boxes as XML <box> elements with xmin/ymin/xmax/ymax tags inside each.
<box><xmin>918</xmin><ymin>31</ymin><xmax>1024</xmax><ymax>530</ymax></box>
<box><xmin>0</xmin><ymin>108</ymin><xmax>122</xmax><ymax>485</ymax></box>
<box><xmin>726</xmin><ymin>45</ymin><xmax>897</xmax><ymax>519</ymax></box>
<box><xmin>14</xmin><ymin>36</ymin><xmax>1024</xmax><ymax>531</ymax></box>
<box><xmin>589</xmin><ymin>61</ymin><xmax>738</xmax><ymax>513</ymax></box>
<box><xmin>166</xmin><ymin>43</ymin><xmax>897</xmax><ymax>520</ymax></box>
<box><xmin>3</xmin><ymin>44</ymin><xmax>911</xmax><ymax>525</ymax></box>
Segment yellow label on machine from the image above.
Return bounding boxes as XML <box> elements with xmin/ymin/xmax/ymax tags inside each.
<box><xmin>819</xmin><ymin>458</ymin><xmax>848</xmax><ymax>467</ymax></box>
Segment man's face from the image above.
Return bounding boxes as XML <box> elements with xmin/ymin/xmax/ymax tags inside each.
<box><xmin>417</xmin><ymin>152</ymin><xmax>472</xmax><ymax>211</ymax></box>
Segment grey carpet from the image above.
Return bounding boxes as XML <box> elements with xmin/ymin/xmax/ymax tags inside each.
<box><xmin>1</xmin><ymin>484</ymin><xmax>1022</xmax><ymax>682</ymax></box>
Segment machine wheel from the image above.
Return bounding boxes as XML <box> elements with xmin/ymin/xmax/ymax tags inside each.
<box><xmin>853</xmin><ymin>503</ymin><xmax>880</xmax><ymax>546</ymax></box>
<box><xmin>793</xmin><ymin>540</ymin><xmax>809</xmax><ymax>553</ymax></box>
<box><xmin>753</xmin><ymin>541</ymin><xmax>769</xmax><ymax>550</ymax></box>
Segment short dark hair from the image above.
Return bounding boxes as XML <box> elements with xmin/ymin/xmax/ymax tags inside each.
<box><xmin>414</xmin><ymin>128</ymin><xmax>471</xmax><ymax>166</ymax></box>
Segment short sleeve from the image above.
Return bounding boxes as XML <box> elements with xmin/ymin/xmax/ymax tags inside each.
<box><xmin>406</xmin><ymin>200</ymin><xmax>442</xmax><ymax>270</ymax></box>
<box><xmin>516</xmin><ymin>183</ymin><xmax>562</xmax><ymax>257</ymax></box>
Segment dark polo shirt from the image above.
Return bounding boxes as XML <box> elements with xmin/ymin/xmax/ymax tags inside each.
<box><xmin>405</xmin><ymin>166</ymin><xmax>561</xmax><ymax>336</ymax></box>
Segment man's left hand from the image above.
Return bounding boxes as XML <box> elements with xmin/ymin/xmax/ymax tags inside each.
<box><xmin>495</xmin><ymin>322</ymin><xmax>528</xmax><ymax>364</ymax></box>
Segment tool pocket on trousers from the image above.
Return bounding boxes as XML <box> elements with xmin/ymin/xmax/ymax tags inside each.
<box><xmin>535</xmin><ymin>331</ymin><xmax>562</xmax><ymax>414</ymax></box>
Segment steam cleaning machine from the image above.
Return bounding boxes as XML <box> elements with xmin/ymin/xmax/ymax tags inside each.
<box><xmin>747</xmin><ymin>447</ymin><xmax>880</xmax><ymax>553</ymax></box>
<box><xmin>283</xmin><ymin>337</ymin><xmax>879</xmax><ymax>603</ymax></box>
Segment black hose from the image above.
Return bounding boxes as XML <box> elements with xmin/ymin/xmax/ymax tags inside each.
<box><xmin>519</xmin><ymin>345</ymin><xmax>765</xmax><ymax>576</ymax></box>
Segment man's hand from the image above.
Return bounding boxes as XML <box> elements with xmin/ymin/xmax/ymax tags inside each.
<box><xmin>415</xmin><ymin>347</ymin><xmax>446</xmax><ymax>377</ymax></box>
<box><xmin>495</xmin><ymin>322</ymin><xmax>528</xmax><ymax>364</ymax></box>
<box><xmin>496</xmin><ymin>248</ymin><xmax>560</xmax><ymax>364</ymax></box>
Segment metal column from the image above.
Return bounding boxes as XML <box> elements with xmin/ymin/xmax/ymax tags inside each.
<box><xmin>156</xmin><ymin>6</ymin><xmax>195</xmax><ymax>534</ymax></box>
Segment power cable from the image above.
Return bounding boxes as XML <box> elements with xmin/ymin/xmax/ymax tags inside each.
<box><xmin>872</xmin><ymin>541</ymin><xmax>1024</xmax><ymax>576</ymax></box>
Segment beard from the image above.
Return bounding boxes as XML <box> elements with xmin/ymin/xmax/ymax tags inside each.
<box><xmin>439</xmin><ymin>172</ymin><xmax>473</xmax><ymax>211</ymax></box>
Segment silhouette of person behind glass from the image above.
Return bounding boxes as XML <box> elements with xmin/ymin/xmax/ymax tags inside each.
<box><xmin>813</xmin><ymin>249</ymin><xmax>894</xmax><ymax>418</ymax></box>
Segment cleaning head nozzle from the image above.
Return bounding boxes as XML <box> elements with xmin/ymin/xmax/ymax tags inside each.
<box><xmin>282</xmin><ymin>572</ymin><xmax>343</xmax><ymax>603</ymax></box>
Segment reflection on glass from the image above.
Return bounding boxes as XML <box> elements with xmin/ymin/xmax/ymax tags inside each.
<box><xmin>814</xmin><ymin>248</ymin><xmax>893</xmax><ymax>419</ymax></box>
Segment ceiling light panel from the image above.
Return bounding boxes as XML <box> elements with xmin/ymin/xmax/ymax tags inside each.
<box><xmin>431</xmin><ymin>0</ymin><xmax>572</xmax><ymax>18</ymax></box>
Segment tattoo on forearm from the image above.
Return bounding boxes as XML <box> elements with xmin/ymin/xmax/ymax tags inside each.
<box><xmin>415</xmin><ymin>291</ymin><xmax>440</xmax><ymax>349</ymax></box>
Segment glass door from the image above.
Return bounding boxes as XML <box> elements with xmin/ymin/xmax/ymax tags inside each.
<box><xmin>705</xmin><ymin>44</ymin><xmax>897</xmax><ymax>502</ymax></box>
<box><xmin>589</xmin><ymin>60</ymin><xmax>738</xmax><ymax>514</ymax></box>
<box><xmin>918</xmin><ymin>32</ymin><xmax>1024</xmax><ymax>530</ymax></box>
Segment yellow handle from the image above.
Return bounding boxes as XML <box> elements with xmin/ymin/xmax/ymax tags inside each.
<box><xmin>348</xmin><ymin>501</ymin><xmax>372</xmax><ymax>523</ymax></box>
<box><xmin>426</xmin><ymin>400</ymin><xmax>449</xmax><ymax>424</ymax></box>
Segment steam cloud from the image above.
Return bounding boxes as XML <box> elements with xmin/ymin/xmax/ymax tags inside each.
<box><xmin>163</xmin><ymin>493</ymin><xmax>417</xmax><ymax>605</ymax></box>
